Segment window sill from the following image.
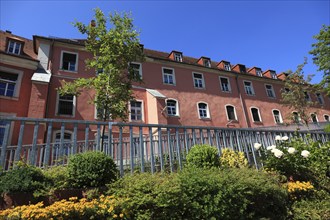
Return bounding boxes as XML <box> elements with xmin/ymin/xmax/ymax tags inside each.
<box><xmin>163</xmin><ymin>83</ymin><xmax>176</xmax><ymax>86</ymax></box>
<box><xmin>253</xmin><ymin>121</ymin><xmax>263</xmax><ymax>125</ymax></box>
<box><xmin>227</xmin><ymin>119</ymin><xmax>239</xmax><ymax>123</ymax></box>
<box><xmin>246</xmin><ymin>93</ymin><xmax>255</xmax><ymax>96</ymax></box>
<box><xmin>199</xmin><ymin>117</ymin><xmax>211</xmax><ymax>121</ymax></box>
<box><xmin>56</xmin><ymin>114</ymin><xmax>75</xmax><ymax>118</ymax></box>
<box><xmin>60</xmin><ymin>69</ymin><xmax>78</xmax><ymax>73</ymax></box>
<box><xmin>168</xmin><ymin>115</ymin><xmax>180</xmax><ymax>118</ymax></box>
<box><xmin>194</xmin><ymin>86</ymin><xmax>206</xmax><ymax>90</ymax></box>
<box><xmin>0</xmin><ymin>95</ymin><xmax>19</xmax><ymax>101</ymax></box>
<box><xmin>221</xmin><ymin>90</ymin><xmax>232</xmax><ymax>93</ymax></box>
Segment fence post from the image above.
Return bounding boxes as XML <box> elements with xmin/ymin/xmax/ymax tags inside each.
<box><xmin>30</xmin><ymin>122</ymin><xmax>40</xmax><ymax>166</ymax></box>
<box><xmin>0</xmin><ymin>120</ymin><xmax>11</xmax><ymax>169</ymax></box>
<box><xmin>14</xmin><ymin>121</ymin><xmax>25</xmax><ymax>165</ymax></box>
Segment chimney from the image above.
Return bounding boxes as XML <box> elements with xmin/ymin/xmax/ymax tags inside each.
<box><xmin>5</xmin><ymin>30</ymin><xmax>12</xmax><ymax>34</ymax></box>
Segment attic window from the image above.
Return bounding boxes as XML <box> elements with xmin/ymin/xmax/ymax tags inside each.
<box><xmin>7</xmin><ymin>40</ymin><xmax>22</xmax><ymax>55</ymax></box>
<box><xmin>256</xmin><ymin>69</ymin><xmax>263</xmax><ymax>77</ymax></box>
<box><xmin>203</xmin><ymin>59</ymin><xmax>211</xmax><ymax>67</ymax></box>
<box><xmin>224</xmin><ymin>62</ymin><xmax>231</xmax><ymax>71</ymax></box>
<box><xmin>271</xmin><ymin>71</ymin><xmax>277</xmax><ymax>79</ymax></box>
<box><xmin>239</xmin><ymin>65</ymin><xmax>246</xmax><ymax>73</ymax></box>
<box><xmin>174</xmin><ymin>53</ymin><xmax>182</xmax><ymax>62</ymax></box>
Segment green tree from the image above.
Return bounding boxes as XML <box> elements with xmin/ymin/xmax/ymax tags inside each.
<box><xmin>281</xmin><ymin>58</ymin><xmax>318</xmax><ymax>126</ymax></box>
<box><xmin>310</xmin><ymin>25</ymin><xmax>330</xmax><ymax>95</ymax></box>
<box><xmin>59</xmin><ymin>8</ymin><xmax>144</xmax><ymax>149</ymax></box>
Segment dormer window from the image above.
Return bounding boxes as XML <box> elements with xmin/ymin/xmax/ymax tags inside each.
<box><xmin>174</xmin><ymin>53</ymin><xmax>182</xmax><ymax>62</ymax></box>
<box><xmin>204</xmin><ymin>59</ymin><xmax>211</xmax><ymax>67</ymax></box>
<box><xmin>256</xmin><ymin>68</ymin><xmax>263</xmax><ymax>77</ymax></box>
<box><xmin>61</xmin><ymin>51</ymin><xmax>78</xmax><ymax>72</ymax></box>
<box><xmin>224</xmin><ymin>62</ymin><xmax>231</xmax><ymax>71</ymax></box>
<box><xmin>270</xmin><ymin>71</ymin><xmax>277</xmax><ymax>79</ymax></box>
<box><xmin>7</xmin><ymin>40</ymin><xmax>22</xmax><ymax>55</ymax></box>
<box><xmin>239</xmin><ymin>65</ymin><xmax>246</xmax><ymax>73</ymax></box>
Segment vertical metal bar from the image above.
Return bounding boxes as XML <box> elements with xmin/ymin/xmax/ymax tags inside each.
<box><xmin>200</xmin><ymin>128</ymin><xmax>204</xmax><ymax>144</ymax></box>
<box><xmin>139</xmin><ymin>126</ymin><xmax>144</xmax><ymax>173</ymax></box>
<box><xmin>44</xmin><ymin>122</ymin><xmax>52</xmax><ymax>166</ymax></box>
<box><xmin>130</xmin><ymin>125</ymin><xmax>134</xmax><ymax>174</ymax></box>
<box><xmin>207</xmin><ymin>129</ymin><xmax>212</xmax><ymax>146</ymax></box>
<box><xmin>175</xmin><ymin>128</ymin><xmax>182</xmax><ymax>170</ymax></box>
<box><xmin>73</xmin><ymin>123</ymin><xmax>78</xmax><ymax>154</ymax></box>
<box><xmin>192</xmin><ymin>129</ymin><xmax>196</xmax><ymax>146</ymax></box>
<box><xmin>214</xmin><ymin>129</ymin><xmax>221</xmax><ymax>155</ymax></box>
<box><xmin>119</xmin><ymin>126</ymin><xmax>124</xmax><ymax>177</ymax></box>
<box><xmin>235</xmin><ymin>130</ymin><xmax>243</xmax><ymax>152</ymax></box>
<box><xmin>14</xmin><ymin>121</ymin><xmax>25</xmax><ymax>163</ymax></box>
<box><xmin>58</xmin><ymin>123</ymin><xmax>65</xmax><ymax>164</ymax></box>
<box><xmin>30</xmin><ymin>122</ymin><xmax>40</xmax><ymax>166</ymax></box>
<box><xmin>149</xmin><ymin>127</ymin><xmax>155</xmax><ymax>174</ymax></box>
<box><xmin>84</xmin><ymin>124</ymin><xmax>89</xmax><ymax>151</ymax></box>
<box><xmin>184</xmin><ymin>128</ymin><xmax>189</xmax><ymax>156</ymax></box>
<box><xmin>108</xmin><ymin>122</ymin><xmax>113</xmax><ymax>157</ymax></box>
<box><xmin>167</xmin><ymin>128</ymin><xmax>173</xmax><ymax>172</ymax></box>
<box><xmin>0</xmin><ymin>120</ymin><xmax>10</xmax><ymax>169</ymax></box>
<box><xmin>96</xmin><ymin>124</ymin><xmax>101</xmax><ymax>151</ymax></box>
<box><xmin>158</xmin><ymin>127</ymin><xmax>164</xmax><ymax>172</ymax></box>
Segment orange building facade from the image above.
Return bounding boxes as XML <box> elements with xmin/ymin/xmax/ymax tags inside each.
<box><xmin>1</xmin><ymin>30</ymin><xmax>330</xmax><ymax>146</ymax></box>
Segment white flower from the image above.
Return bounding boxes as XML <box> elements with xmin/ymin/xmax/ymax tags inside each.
<box><xmin>273</xmin><ymin>149</ymin><xmax>284</xmax><ymax>158</ymax></box>
<box><xmin>267</xmin><ymin>145</ymin><xmax>276</xmax><ymax>151</ymax></box>
<box><xmin>281</xmin><ymin>136</ymin><xmax>289</xmax><ymax>141</ymax></box>
<box><xmin>254</xmin><ymin>143</ymin><xmax>262</xmax><ymax>150</ymax></box>
<box><xmin>275</xmin><ymin>135</ymin><xmax>282</xmax><ymax>141</ymax></box>
<box><xmin>301</xmin><ymin>150</ymin><xmax>310</xmax><ymax>158</ymax></box>
<box><xmin>287</xmin><ymin>147</ymin><xmax>296</xmax><ymax>154</ymax></box>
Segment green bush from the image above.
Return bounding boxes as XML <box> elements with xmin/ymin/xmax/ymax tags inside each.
<box><xmin>67</xmin><ymin>151</ymin><xmax>118</xmax><ymax>188</ymax></box>
<box><xmin>0</xmin><ymin>164</ymin><xmax>49</xmax><ymax>196</ymax></box>
<box><xmin>43</xmin><ymin>165</ymin><xmax>69</xmax><ymax>190</ymax></box>
<box><xmin>220</xmin><ymin>148</ymin><xmax>249</xmax><ymax>168</ymax></box>
<box><xmin>186</xmin><ymin>144</ymin><xmax>220</xmax><ymax>168</ymax></box>
<box><xmin>108</xmin><ymin>167</ymin><xmax>288</xmax><ymax>220</ymax></box>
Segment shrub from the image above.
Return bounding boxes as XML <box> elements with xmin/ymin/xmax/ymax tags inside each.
<box><xmin>67</xmin><ymin>151</ymin><xmax>118</xmax><ymax>188</ymax></box>
<box><xmin>43</xmin><ymin>165</ymin><xmax>69</xmax><ymax>190</ymax></box>
<box><xmin>220</xmin><ymin>148</ymin><xmax>248</xmax><ymax>168</ymax></box>
<box><xmin>0</xmin><ymin>164</ymin><xmax>49</xmax><ymax>196</ymax></box>
<box><xmin>186</xmin><ymin>144</ymin><xmax>220</xmax><ymax>168</ymax></box>
<box><xmin>108</xmin><ymin>167</ymin><xmax>288</xmax><ymax>220</ymax></box>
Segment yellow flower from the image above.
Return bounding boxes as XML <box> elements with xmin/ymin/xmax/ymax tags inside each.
<box><xmin>113</xmin><ymin>214</ymin><xmax>118</xmax><ymax>218</ymax></box>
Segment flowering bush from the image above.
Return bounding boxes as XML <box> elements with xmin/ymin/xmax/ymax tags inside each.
<box><xmin>285</xmin><ymin>181</ymin><xmax>314</xmax><ymax>200</ymax></box>
<box><xmin>220</xmin><ymin>148</ymin><xmax>248</xmax><ymax>168</ymax></box>
<box><xmin>0</xmin><ymin>195</ymin><xmax>128</xmax><ymax>220</ymax></box>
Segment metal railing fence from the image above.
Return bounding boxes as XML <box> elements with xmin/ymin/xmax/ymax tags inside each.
<box><xmin>1</xmin><ymin>117</ymin><xmax>329</xmax><ymax>176</ymax></box>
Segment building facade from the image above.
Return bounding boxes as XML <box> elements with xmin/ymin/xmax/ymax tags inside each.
<box><xmin>1</xmin><ymin>30</ymin><xmax>330</xmax><ymax>146</ymax></box>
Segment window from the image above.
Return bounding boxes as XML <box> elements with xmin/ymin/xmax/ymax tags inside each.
<box><xmin>284</xmin><ymin>88</ymin><xmax>290</xmax><ymax>93</ymax></box>
<box><xmin>272</xmin><ymin>110</ymin><xmax>283</xmax><ymax>124</ymax></box>
<box><xmin>304</xmin><ymin>92</ymin><xmax>311</xmax><ymax>101</ymax></box>
<box><xmin>224</xmin><ymin>62</ymin><xmax>231</xmax><ymax>71</ymax></box>
<box><xmin>226</xmin><ymin>105</ymin><xmax>237</xmax><ymax>120</ymax></box>
<box><xmin>0</xmin><ymin>72</ymin><xmax>18</xmax><ymax>97</ymax></box>
<box><xmin>251</xmin><ymin>107</ymin><xmax>261</xmax><ymax>122</ymax></box>
<box><xmin>204</xmin><ymin>59</ymin><xmax>211</xmax><ymax>67</ymax></box>
<box><xmin>244</xmin><ymin>81</ymin><xmax>254</xmax><ymax>95</ymax></box>
<box><xmin>256</xmin><ymin>69</ymin><xmax>263</xmax><ymax>77</ymax></box>
<box><xmin>130</xmin><ymin>101</ymin><xmax>143</xmax><ymax>121</ymax></box>
<box><xmin>162</xmin><ymin>68</ymin><xmax>175</xmax><ymax>85</ymax></box>
<box><xmin>95</xmin><ymin>105</ymin><xmax>111</xmax><ymax>120</ymax></box>
<box><xmin>270</xmin><ymin>71</ymin><xmax>277</xmax><ymax>79</ymax></box>
<box><xmin>129</xmin><ymin>62</ymin><xmax>142</xmax><ymax>79</ymax></box>
<box><xmin>174</xmin><ymin>53</ymin><xmax>182</xmax><ymax>62</ymax></box>
<box><xmin>55</xmin><ymin>131</ymin><xmax>72</xmax><ymax>143</ymax></box>
<box><xmin>57</xmin><ymin>94</ymin><xmax>75</xmax><ymax>116</ymax></box>
<box><xmin>316</xmin><ymin>93</ymin><xmax>324</xmax><ymax>105</ymax></box>
<box><xmin>166</xmin><ymin>99</ymin><xmax>179</xmax><ymax>116</ymax></box>
<box><xmin>219</xmin><ymin>77</ymin><xmax>231</xmax><ymax>92</ymax></box>
<box><xmin>239</xmin><ymin>65</ymin><xmax>246</xmax><ymax>73</ymax></box>
<box><xmin>311</xmin><ymin>114</ymin><xmax>318</xmax><ymax>123</ymax></box>
<box><xmin>61</xmin><ymin>51</ymin><xmax>78</xmax><ymax>71</ymax></box>
<box><xmin>324</xmin><ymin>115</ymin><xmax>329</xmax><ymax>122</ymax></box>
<box><xmin>292</xmin><ymin>112</ymin><xmax>300</xmax><ymax>123</ymax></box>
<box><xmin>7</xmin><ymin>40</ymin><xmax>22</xmax><ymax>55</ymax></box>
<box><xmin>265</xmin><ymin>84</ymin><xmax>275</xmax><ymax>98</ymax></box>
<box><xmin>198</xmin><ymin>102</ymin><xmax>210</xmax><ymax>119</ymax></box>
<box><xmin>54</xmin><ymin>131</ymin><xmax>72</xmax><ymax>156</ymax></box>
<box><xmin>193</xmin><ymin>72</ymin><xmax>205</xmax><ymax>89</ymax></box>
<box><xmin>0</xmin><ymin>120</ymin><xmax>7</xmax><ymax>145</ymax></box>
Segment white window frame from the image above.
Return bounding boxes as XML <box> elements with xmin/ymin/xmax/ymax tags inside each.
<box><xmin>324</xmin><ymin>114</ymin><xmax>330</xmax><ymax>122</ymax></box>
<box><xmin>316</xmin><ymin>93</ymin><xmax>324</xmax><ymax>105</ymax></box>
<box><xmin>55</xmin><ymin>92</ymin><xmax>76</xmax><ymax>117</ymax></box>
<box><xmin>53</xmin><ymin>130</ymin><xmax>73</xmax><ymax>143</ymax></box>
<box><xmin>250</xmin><ymin>107</ymin><xmax>262</xmax><ymax>122</ymax></box>
<box><xmin>265</xmin><ymin>84</ymin><xmax>276</xmax><ymax>98</ymax></box>
<box><xmin>224</xmin><ymin>62</ymin><xmax>231</xmax><ymax>71</ymax></box>
<box><xmin>192</xmin><ymin>72</ymin><xmax>205</xmax><ymax>89</ymax></box>
<box><xmin>60</xmin><ymin>50</ymin><xmax>78</xmax><ymax>72</ymax></box>
<box><xmin>292</xmin><ymin>111</ymin><xmax>301</xmax><ymax>123</ymax></box>
<box><xmin>0</xmin><ymin>112</ymin><xmax>16</xmax><ymax>146</ymax></box>
<box><xmin>310</xmin><ymin>113</ymin><xmax>318</xmax><ymax>123</ymax></box>
<box><xmin>130</xmin><ymin>62</ymin><xmax>143</xmax><ymax>79</ymax></box>
<box><xmin>225</xmin><ymin>105</ymin><xmax>237</xmax><ymax>121</ymax></box>
<box><xmin>197</xmin><ymin>102</ymin><xmax>210</xmax><ymax>119</ymax></box>
<box><xmin>271</xmin><ymin>72</ymin><xmax>277</xmax><ymax>79</ymax></box>
<box><xmin>94</xmin><ymin>104</ymin><xmax>112</xmax><ymax>120</ymax></box>
<box><xmin>7</xmin><ymin>40</ymin><xmax>22</xmax><ymax>55</ymax></box>
<box><xmin>272</xmin><ymin>109</ymin><xmax>283</xmax><ymax>124</ymax></box>
<box><xmin>0</xmin><ymin>66</ymin><xmax>23</xmax><ymax>98</ymax></box>
<box><xmin>204</xmin><ymin>59</ymin><xmax>211</xmax><ymax>67</ymax></box>
<box><xmin>244</xmin><ymin>80</ymin><xmax>255</xmax><ymax>95</ymax></box>
<box><xmin>166</xmin><ymin>98</ymin><xmax>180</xmax><ymax>117</ymax></box>
<box><xmin>174</xmin><ymin>53</ymin><xmax>182</xmax><ymax>62</ymax></box>
<box><xmin>256</xmin><ymin>69</ymin><xmax>263</xmax><ymax>77</ymax></box>
<box><xmin>129</xmin><ymin>100</ymin><xmax>144</xmax><ymax>122</ymax></box>
<box><xmin>219</xmin><ymin>76</ymin><xmax>231</xmax><ymax>93</ymax></box>
<box><xmin>162</xmin><ymin>67</ymin><xmax>176</xmax><ymax>85</ymax></box>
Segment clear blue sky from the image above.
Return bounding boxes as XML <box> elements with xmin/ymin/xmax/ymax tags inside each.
<box><xmin>1</xmin><ymin>0</ymin><xmax>329</xmax><ymax>83</ymax></box>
